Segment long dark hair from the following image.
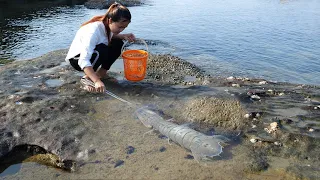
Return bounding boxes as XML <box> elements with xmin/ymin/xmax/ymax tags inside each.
<box><xmin>81</xmin><ymin>3</ymin><xmax>131</xmax><ymax>42</ymax></box>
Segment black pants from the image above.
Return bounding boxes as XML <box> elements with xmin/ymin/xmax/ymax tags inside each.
<box><xmin>68</xmin><ymin>39</ymin><xmax>123</xmax><ymax>71</ymax></box>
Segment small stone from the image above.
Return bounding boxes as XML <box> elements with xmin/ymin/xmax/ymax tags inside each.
<box><xmin>151</xmin><ymin>94</ymin><xmax>159</xmax><ymax>99</ymax></box>
<box><xmin>250</xmin><ymin>95</ymin><xmax>261</xmax><ymax>100</ymax></box>
<box><xmin>252</xmin><ymin>125</ymin><xmax>257</xmax><ymax>129</ymax></box>
<box><xmin>264</xmin><ymin>127</ymin><xmax>271</xmax><ymax>133</ymax></box>
<box><xmin>159</xmin><ymin>146</ymin><xmax>166</xmax><ymax>152</ymax></box>
<box><xmin>15</xmin><ymin>101</ymin><xmax>23</xmax><ymax>105</ymax></box>
<box><xmin>227</xmin><ymin>76</ymin><xmax>234</xmax><ymax>81</ymax></box>
<box><xmin>114</xmin><ymin>160</ymin><xmax>124</xmax><ymax>168</ymax></box>
<box><xmin>274</xmin><ymin>142</ymin><xmax>281</xmax><ymax>146</ymax></box>
<box><xmin>232</xmin><ymin>83</ymin><xmax>240</xmax><ymax>87</ymax></box>
<box><xmin>250</xmin><ymin>138</ymin><xmax>257</xmax><ymax>143</ymax></box>
<box><xmin>158</xmin><ymin>135</ymin><xmax>167</xmax><ymax>139</ymax></box>
<box><xmin>184</xmin><ymin>154</ymin><xmax>194</xmax><ymax>159</ymax></box>
<box><xmin>13</xmin><ymin>131</ymin><xmax>20</xmax><ymax>138</ymax></box>
<box><xmin>244</xmin><ymin>114</ymin><xmax>250</xmax><ymax>118</ymax></box>
<box><xmin>126</xmin><ymin>146</ymin><xmax>135</xmax><ymax>154</ymax></box>
<box><xmin>278</xmin><ymin>92</ymin><xmax>285</xmax><ymax>96</ymax></box>
<box><xmin>203</xmin><ymin>79</ymin><xmax>210</xmax><ymax>85</ymax></box>
<box><xmin>270</xmin><ymin>122</ymin><xmax>278</xmax><ymax>130</ymax></box>
<box><xmin>309</xmin><ymin>128</ymin><xmax>314</xmax><ymax>132</ymax></box>
<box><xmin>259</xmin><ymin>81</ymin><xmax>268</xmax><ymax>85</ymax></box>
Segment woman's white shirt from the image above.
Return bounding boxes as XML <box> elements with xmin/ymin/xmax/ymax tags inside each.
<box><xmin>65</xmin><ymin>21</ymin><xmax>113</xmax><ymax>70</ymax></box>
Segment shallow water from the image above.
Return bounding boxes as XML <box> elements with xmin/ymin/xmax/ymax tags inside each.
<box><xmin>1</xmin><ymin>0</ymin><xmax>320</xmax><ymax>85</ymax></box>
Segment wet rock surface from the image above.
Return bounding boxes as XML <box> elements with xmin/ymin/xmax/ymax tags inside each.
<box><xmin>0</xmin><ymin>48</ymin><xmax>319</xmax><ymax>179</ymax></box>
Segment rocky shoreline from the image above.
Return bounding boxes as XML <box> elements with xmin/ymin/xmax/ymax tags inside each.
<box><xmin>0</xmin><ymin>49</ymin><xmax>319</xmax><ymax>179</ymax></box>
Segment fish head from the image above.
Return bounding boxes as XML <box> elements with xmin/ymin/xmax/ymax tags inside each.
<box><xmin>190</xmin><ymin>136</ymin><xmax>226</xmax><ymax>161</ymax></box>
<box><xmin>134</xmin><ymin>107</ymin><xmax>155</xmax><ymax>128</ymax></box>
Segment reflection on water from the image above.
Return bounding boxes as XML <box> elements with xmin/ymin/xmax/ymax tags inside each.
<box><xmin>1</xmin><ymin>0</ymin><xmax>320</xmax><ymax>85</ymax></box>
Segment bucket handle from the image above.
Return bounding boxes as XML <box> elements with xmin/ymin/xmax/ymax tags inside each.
<box><xmin>121</xmin><ymin>38</ymin><xmax>149</xmax><ymax>55</ymax></box>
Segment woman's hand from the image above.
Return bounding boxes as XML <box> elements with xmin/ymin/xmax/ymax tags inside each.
<box><xmin>122</xmin><ymin>33</ymin><xmax>136</xmax><ymax>42</ymax></box>
<box><xmin>94</xmin><ymin>80</ymin><xmax>105</xmax><ymax>93</ymax></box>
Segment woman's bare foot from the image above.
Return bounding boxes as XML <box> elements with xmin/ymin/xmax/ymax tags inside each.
<box><xmin>101</xmin><ymin>75</ymin><xmax>118</xmax><ymax>83</ymax></box>
<box><xmin>80</xmin><ymin>77</ymin><xmax>96</xmax><ymax>93</ymax></box>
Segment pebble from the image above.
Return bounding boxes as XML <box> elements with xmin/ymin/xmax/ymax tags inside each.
<box><xmin>264</xmin><ymin>122</ymin><xmax>279</xmax><ymax>134</ymax></box>
<box><xmin>250</xmin><ymin>138</ymin><xmax>257</xmax><ymax>143</ymax></box>
<box><xmin>244</xmin><ymin>114</ymin><xmax>250</xmax><ymax>118</ymax></box>
<box><xmin>158</xmin><ymin>135</ymin><xmax>167</xmax><ymax>139</ymax></box>
<box><xmin>232</xmin><ymin>83</ymin><xmax>240</xmax><ymax>87</ymax></box>
<box><xmin>13</xmin><ymin>131</ymin><xmax>20</xmax><ymax>138</ymax></box>
<box><xmin>274</xmin><ymin>142</ymin><xmax>281</xmax><ymax>146</ymax></box>
<box><xmin>114</xmin><ymin>160</ymin><xmax>124</xmax><ymax>168</ymax></box>
<box><xmin>184</xmin><ymin>154</ymin><xmax>194</xmax><ymax>159</ymax></box>
<box><xmin>15</xmin><ymin>101</ymin><xmax>23</xmax><ymax>105</ymax></box>
<box><xmin>270</xmin><ymin>122</ymin><xmax>278</xmax><ymax>130</ymax></box>
<box><xmin>250</xmin><ymin>95</ymin><xmax>261</xmax><ymax>100</ymax></box>
<box><xmin>227</xmin><ymin>76</ymin><xmax>235</xmax><ymax>81</ymax></box>
<box><xmin>309</xmin><ymin>128</ymin><xmax>314</xmax><ymax>132</ymax></box>
<box><xmin>126</xmin><ymin>146</ymin><xmax>135</xmax><ymax>154</ymax></box>
<box><xmin>159</xmin><ymin>146</ymin><xmax>166</xmax><ymax>152</ymax></box>
<box><xmin>259</xmin><ymin>81</ymin><xmax>268</xmax><ymax>85</ymax></box>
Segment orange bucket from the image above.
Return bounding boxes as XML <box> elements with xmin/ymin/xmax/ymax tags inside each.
<box><xmin>121</xmin><ymin>39</ymin><xmax>148</xmax><ymax>82</ymax></box>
